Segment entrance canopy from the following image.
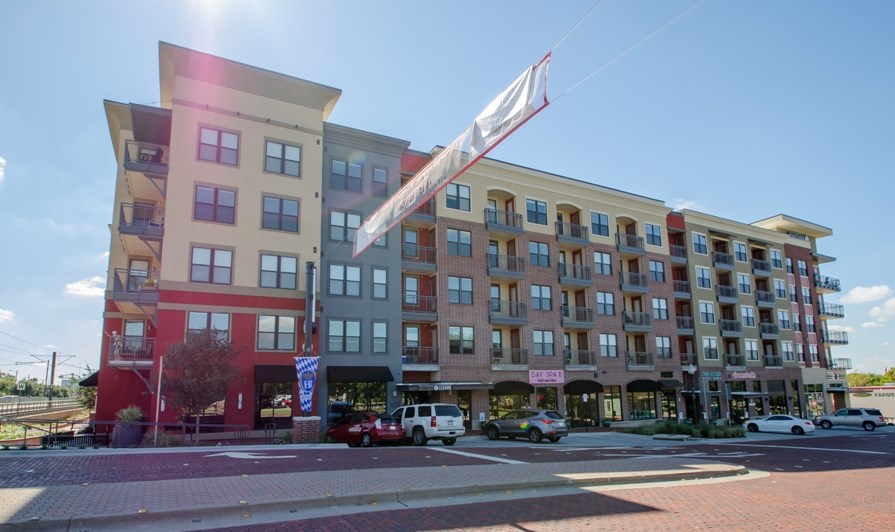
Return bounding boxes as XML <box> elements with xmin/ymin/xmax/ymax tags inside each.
<box><xmin>327</xmin><ymin>366</ymin><xmax>394</xmax><ymax>383</ymax></box>
<box><xmin>564</xmin><ymin>380</ymin><xmax>603</xmax><ymax>394</ymax></box>
<box><xmin>79</xmin><ymin>371</ymin><xmax>99</xmax><ymax>387</ymax></box>
<box><xmin>493</xmin><ymin>380</ymin><xmax>534</xmax><ymax>395</ymax></box>
<box><xmin>658</xmin><ymin>379</ymin><xmax>683</xmax><ymax>389</ymax></box>
<box><xmin>627</xmin><ymin>379</ymin><xmax>662</xmax><ymax>392</ymax></box>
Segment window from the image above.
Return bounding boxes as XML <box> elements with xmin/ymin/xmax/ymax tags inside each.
<box><xmin>404</xmin><ymin>277</ymin><xmax>418</xmax><ymax>305</ymax></box>
<box><xmin>447</xmin><ymin>228</ymin><xmax>472</xmax><ymax>257</ymax></box>
<box><xmin>533</xmin><ymin>330</ymin><xmax>555</xmax><ymax>356</ymax></box>
<box><xmin>330</xmin><ymin>211</ymin><xmax>360</xmax><ymax>242</ymax></box>
<box><xmin>802</xmin><ymin>286</ymin><xmax>812</xmax><ymax>305</ymax></box>
<box><xmin>260</xmin><ymin>254</ymin><xmax>297</xmax><ymax>289</ymax></box>
<box><xmin>529</xmin><ymin>241</ymin><xmax>550</xmax><ymax>267</ymax></box>
<box><xmin>265</xmin><ymin>140</ymin><xmax>301</xmax><ymax>176</ymax></box>
<box><xmin>786</xmin><ymin>258</ymin><xmax>793</xmax><ymax>274</ymax></box>
<box><xmin>372</xmin><ymin>322</ymin><xmax>387</xmax><ymax>353</ymax></box>
<box><xmin>198</xmin><ymin>126</ymin><xmax>238</xmax><ymax>165</ymax></box>
<box><xmin>692</xmin><ymin>233</ymin><xmax>707</xmax><ymax>254</ymax></box>
<box><xmin>191</xmin><ymin>247</ymin><xmax>232</xmax><ymax>284</ymax></box>
<box><xmin>793</xmin><ymin>314</ymin><xmax>801</xmax><ymax>332</ymax></box>
<box><xmin>403</xmin><ymin>229</ymin><xmax>418</xmax><ymax>257</ymax></box>
<box><xmin>652</xmin><ymin>298</ymin><xmax>668</xmax><ymax>320</ymax></box>
<box><xmin>531</xmin><ymin>285</ymin><xmax>552</xmax><ymax>311</ymax></box>
<box><xmin>405</xmin><ymin>326</ymin><xmax>419</xmax><ymax>350</ymax></box>
<box><xmin>188</xmin><ymin>311</ymin><xmax>230</xmax><ymax>340</ymax></box>
<box><xmin>745</xmin><ymin>339</ymin><xmax>759</xmax><ymax>360</ymax></box>
<box><xmin>703</xmin><ymin>337</ymin><xmax>719</xmax><ymax>360</ymax></box>
<box><xmin>655</xmin><ymin>336</ymin><xmax>671</xmax><ymax>358</ymax></box>
<box><xmin>734</xmin><ymin>242</ymin><xmax>747</xmax><ymax>262</ymax></box>
<box><xmin>737</xmin><ymin>273</ymin><xmax>752</xmax><ymax>294</ymax></box>
<box><xmin>782</xmin><ymin>341</ymin><xmax>794</xmax><ymax>362</ymax></box>
<box><xmin>798</xmin><ymin>260</ymin><xmax>808</xmax><ymax>276</ymax></box>
<box><xmin>195</xmin><ymin>186</ymin><xmax>235</xmax><ymax>224</ymax></box>
<box><xmin>372</xmin><ymin>268</ymin><xmax>387</xmax><ymax>299</ymax></box>
<box><xmin>771</xmin><ymin>249</ymin><xmax>783</xmax><ymax>269</ymax></box>
<box><xmin>741</xmin><ymin>306</ymin><xmax>755</xmax><ymax>327</ymax></box>
<box><xmin>809</xmin><ymin>344</ymin><xmax>818</xmax><ymax>363</ymax></box>
<box><xmin>597</xmin><ymin>291</ymin><xmax>615</xmax><ymax>315</ymax></box>
<box><xmin>328</xmin><ymin>319</ymin><xmax>361</xmax><ymax>352</ymax></box>
<box><xmin>646</xmin><ymin>223</ymin><xmax>662</xmax><ymax>246</ymax></box>
<box><xmin>526</xmin><ymin>199</ymin><xmax>547</xmax><ymax>225</ymax></box>
<box><xmin>257</xmin><ymin>315</ymin><xmax>295</xmax><ymax>351</ymax></box>
<box><xmin>448</xmin><ymin>276</ymin><xmax>473</xmax><ymax>304</ymax></box>
<box><xmin>329</xmin><ymin>264</ymin><xmax>361</xmax><ymax>296</ymax></box>
<box><xmin>331</xmin><ymin>159</ymin><xmax>362</xmax><ymax>192</ymax></box>
<box><xmin>806</xmin><ymin>315</ymin><xmax>816</xmax><ymax>333</ymax></box>
<box><xmin>599</xmin><ymin>333</ymin><xmax>617</xmax><ymax>357</ymax></box>
<box><xmin>372</xmin><ymin>168</ymin><xmax>388</xmax><ymax>197</ymax></box>
<box><xmin>593</xmin><ymin>251</ymin><xmax>612</xmax><ymax>275</ymax></box>
<box><xmin>590</xmin><ymin>212</ymin><xmax>609</xmax><ymax>237</ymax></box>
<box><xmin>649</xmin><ymin>260</ymin><xmax>665</xmax><ymax>282</ymax></box>
<box><xmin>777</xmin><ymin>310</ymin><xmax>790</xmax><ymax>329</ymax></box>
<box><xmin>262</xmin><ymin>196</ymin><xmax>299</xmax><ymax>232</ymax></box>
<box><xmin>449</xmin><ymin>326</ymin><xmax>474</xmax><ymax>354</ymax></box>
<box><xmin>696</xmin><ymin>267</ymin><xmax>711</xmax><ymax>289</ymax></box>
<box><xmin>446</xmin><ymin>183</ymin><xmax>470</xmax><ymax>211</ymax></box>
<box><xmin>790</xmin><ymin>284</ymin><xmax>797</xmax><ymax>302</ymax></box>
<box><xmin>796</xmin><ymin>343</ymin><xmax>805</xmax><ymax>362</ymax></box>
<box><xmin>699</xmin><ymin>301</ymin><xmax>715</xmax><ymax>324</ymax></box>
<box><xmin>774</xmin><ymin>279</ymin><xmax>786</xmax><ymax>299</ymax></box>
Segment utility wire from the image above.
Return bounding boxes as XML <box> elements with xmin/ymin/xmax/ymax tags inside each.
<box><xmin>550</xmin><ymin>0</ymin><xmax>606</xmax><ymax>52</ymax></box>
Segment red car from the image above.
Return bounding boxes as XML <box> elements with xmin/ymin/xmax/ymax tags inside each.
<box><xmin>324</xmin><ymin>412</ymin><xmax>404</xmax><ymax>447</ymax></box>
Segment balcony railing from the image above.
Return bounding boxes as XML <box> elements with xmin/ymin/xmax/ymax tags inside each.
<box><xmin>616</xmin><ymin>232</ymin><xmax>645</xmax><ymax>254</ymax></box>
<box><xmin>712</xmin><ymin>251</ymin><xmax>734</xmax><ymax>269</ymax></box>
<box><xmin>720</xmin><ymin>319</ymin><xmax>743</xmax><ymax>336</ymax></box>
<box><xmin>555</xmin><ymin>221</ymin><xmax>589</xmax><ymax>243</ymax></box>
<box><xmin>402</xmin><ymin>346</ymin><xmax>438</xmax><ymax>365</ymax></box>
<box><xmin>561</xmin><ymin>305</ymin><xmax>595</xmax><ymax>327</ymax></box>
<box><xmin>756</xmin><ymin>290</ymin><xmax>776</xmax><ymax>307</ymax></box>
<box><xmin>815</xmin><ymin>275</ymin><xmax>841</xmax><ymax>292</ymax></box>
<box><xmin>669</xmin><ymin>244</ymin><xmax>687</xmax><ymax>262</ymax></box>
<box><xmin>558</xmin><ymin>263</ymin><xmax>592</xmax><ymax>284</ymax></box>
<box><xmin>765</xmin><ymin>355</ymin><xmax>783</xmax><ymax>367</ymax></box>
<box><xmin>716</xmin><ymin>284</ymin><xmax>738</xmax><ymax>302</ymax></box>
<box><xmin>402</xmin><ymin>295</ymin><xmax>437</xmax><ymax>314</ymax></box>
<box><xmin>752</xmin><ymin>258</ymin><xmax>771</xmax><ymax>276</ymax></box>
<box><xmin>673</xmin><ymin>280</ymin><xmax>691</xmax><ymax>295</ymax></box>
<box><xmin>831</xmin><ymin>357</ymin><xmax>853</xmax><ymax>370</ymax></box>
<box><xmin>626</xmin><ymin>351</ymin><xmax>654</xmax><ymax>370</ymax></box>
<box><xmin>109</xmin><ymin>336</ymin><xmax>155</xmax><ymax>363</ymax></box>
<box><xmin>760</xmin><ymin>322</ymin><xmax>780</xmax><ymax>338</ymax></box>
<box><xmin>111</xmin><ymin>268</ymin><xmax>160</xmax><ymax>302</ymax></box>
<box><xmin>491</xmin><ymin>348</ymin><xmax>528</xmax><ymax>365</ymax></box>
<box><xmin>725</xmin><ymin>354</ymin><xmax>745</xmax><ymax>367</ymax></box>
<box><xmin>487</xmin><ymin>254</ymin><xmax>526</xmax><ymax>278</ymax></box>
<box><xmin>623</xmin><ymin>311</ymin><xmax>652</xmax><ymax>331</ymax></box>
<box><xmin>489</xmin><ymin>301</ymin><xmax>528</xmax><ymax>323</ymax></box>
<box><xmin>412</xmin><ymin>198</ymin><xmax>436</xmax><ymax>217</ymax></box>
<box><xmin>484</xmin><ymin>208</ymin><xmax>523</xmax><ymax>233</ymax></box>
<box><xmin>118</xmin><ymin>203</ymin><xmax>165</xmax><ymax>238</ymax></box>
<box><xmin>677</xmin><ymin>316</ymin><xmax>695</xmax><ymax>333</ymax></box>
<box><xmin>679</xmin><ymin>351</ymin><xmax>697</xmax><ymax>366</ymax></box>
<box><xmin>401</xmin><ymin>244</ymin><xmax>437</xmax><ymax>265</ymax></box>
<box><xmin>822</xmin><ymin>331</ymin><xmax>850</xmax><ymax>345</ymax></box>
<box><xmin>619</xmin><ymin>271</ymin><xmax>649</xmax><ymax>293</ymax></box>
<box><xmin>563</xmin><ymin>349</ymin><xmax>597</xmax><ymax>367</ymax></box>
<box><xmin>124</xmin><ymin>140</ymin><xmax>169</xmax><ymax>174</ymax></box>
<box><xmin>818</xmin><ymin>303</ymin><xmax>845</xmax><ymax>318</ymax></box>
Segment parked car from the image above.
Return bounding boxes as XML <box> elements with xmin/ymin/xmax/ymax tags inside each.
<box><xmin>483</xmin><ymin>409</ymin><xmax>569</xmax><ymax>443</ymax></box>
<box><xmin>324</xmin><ymin>412</ymin><xmax>404</xmax><ymax>447</ymax></box>
<box><xmin>815</xmin><ymin>408</ymin><xmax>887</xmax><ymax>431</ymax></box>
<box><xmin>744</xmin><ymin>414</ymin><xmax>816</xmax><ymax>435</ymax></box>
<box><xmin>390</xmin><ymin>403</ymin><xmax>465</xmax><ymax>446</ymax></box>
<box><xmin>327</xmin><ymin>401</ymin><xmax>355</xmax><ymax>426</ymax></box>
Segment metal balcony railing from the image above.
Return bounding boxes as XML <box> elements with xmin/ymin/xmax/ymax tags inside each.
<box><xmin>818</xmin><ymin>303</ymin><xmax>845</xmax><ymax>318</ymax></box>
<box><xmin>109</xmin><ymin>336</ymin><xmax>155</xmax><ymax>363</ymax></box>
<box><xmin>555</xmin><ymin>221</ymin><xmax>589</xmax><ymax>242</ymax></box>
<box><xmin>111</xmin><ymin>268</ymin><xmax>160</xmax><ymax>301</ymax></box>
<box><xmin>756</xmin><ymin>290</ymin><xmax>776</xmax><ymax>306</ymax></box>
<box><xmin>558</xmin><ymin>262</ymin><xmax>592</xmax><ymax>283</ymax></box>
<box><xmin>822</xmin><ymin>331</ymin><xmax>850</xmax><ymax>344</ymax></box>
<box><xmin>401</xmin><ymin>244</ymin><xmax>436</xmax><ymax>264</ymax></box>
<box><xmin>720</xmin><ymin>319</ymin><xmax>743</xmax><ymax>335</ymax></box>
<box><xmin>616</xmin><ymin>232</ymin><xmax>645</xmax><ymax>253</ymax></box>
<box><xmin>626</xmin><ymin>351</ymin><xmax>654</xmax><ymax>368</ymax></box>
<box><xmin>673</xmin><ymin>280</ymin><xmax>691</xmax><ymax>294</ymax></box>
<box><xmin>402</xmin><ymin>346</ymin><xmax>438</xmax><ymax>365</ymax></box>
<box><xmin>760</xmin><ymin>323</ymin><xmax>780</xmax><ymax>337</ymax></box>
<box><xmin>485</xmin><ymin>208</ymin><xmax>523</xmax><ymax>231</ymax></box>
<box><xmin>765</xmin><ymin>355</ymin><xmax>783</xmax><ymax>367</ymax></box>
<box><xmin>563</xmin><ymin>349</ymin><xmax>596</xmax><ymax>366</ymax></box>
<box><xmin>491</xmin><ymin>348</ymin><xmax>528</xmax><ymax>365</ymax></box>
<box><xmin>669</xmin><ymin>244</ymin><xmax>687</xmax><ymax>261</ymax></box>
<box><xmin>619</xmin><ymin>271</ymin><xmax>649</xmax><ymax>291</ymax></box>
<box><xmin>752</xmin><ymin>258</ymin><xmax>771</xmax><ymax>275</ymax></box>
<box><xmin>712</xmin><ymin>251</ymin><xmax>734</xmax><ymax>268</ymax></box>
<box><xmin>118</xmin><ymin>203</ymin><xmax>165</xmax><ymax>236</ymax></box>
<box><xmin>489</xmin><ymin>300</ymin><xmax>528</xmax><ymax>321</ymax></box>
<box><xmin>561</xmin><ymin>305</ymin><xmax>595</xmax><ymax>325</ymax></box>
<box><xmin>725</xmin><ymin>354</ymin><xmax>745</xmax><ymax>367</ymax></box>
<box><xmin>677</xmin><ymin>316</ymin><xmax>695</xmax><ymax>331</ymax></box>
<box><xmin>402</xmin><ymin>295</ymin><xmax>437</xmax><ymax>314</ymax></box>
<box><xmin>680</xmin><ymin>352</ymin><xmax>697</xmax><ymax>365</ymax></box>
<box><xmin>815</xmin><ymin>275</ymin><xmax>841</xmax><ymax>292</ymax></box>
<box><xmin>487</xmin><ymin>254</ymin><xmax>526</xmax><ymax>276</ymax></box>
<box><xmin>716</xmin><ymin>285</ymin><xmax>738</xmax><ymax>301</ymax></box>
<box><xmin>623</xmin><ymin>311</ymin><xmax>652</xmax><ymax>329</ymax></box>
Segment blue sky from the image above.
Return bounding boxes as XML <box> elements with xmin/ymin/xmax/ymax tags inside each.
<box><xmin>1</xmin><ymin>1</ymin><xmax>893</xmax><ymax>382</ymax></box>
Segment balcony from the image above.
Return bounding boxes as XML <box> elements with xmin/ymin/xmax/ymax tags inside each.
<box><xmin>489</xmin><ymin>301</ymin><xmax>528</xmax><ymax>325</ymax></box>
<box><xmin>111</xmin><ymin>268</ymin><xmax>159</xmax><ymax>324</ymax></box>
<box><xmin>619</xmin><ymin>271</ymin><xmax>649</xmax><ymax>294</ymax></box>
<box><xmin>402</xmin><ymin>346</ymin><xmax>439</xmax><ymax>366</ymax></box>
<box><xmin>626</xmin><ymin>351</ymin><xmax>655</xmax><ymax>370</ymax></box>
<box><xmin>673</xmin><ymin>280</ymin><xmax>691</xmax><ymax>299</ymax></box>
<box><xmin>561</xmin><ymin>305</ymin><xmax>595</xmax><ymax>329</ymax></box>
<box><xmin>558</xmin><ymin>263</ymin><xmax>592</xmax><ymax>286</ymax></box>
<box><xmin>491</xmin><ymin>347</ymin><xmax>528</xmax><ymax>367</ymax></box>
<box><xmin>755</xmin><ymin>290</ymin><xmax>776</xmax><ymax>308</ymax></box>
<box><xmin>818</xmin><ymin>303</ymin><xmax>845</xmax><ymax>319</ymax></box>
<box><xmin>487</xmin><ymin>254</ymin><xmax>526</xmax><ymax>280</ymax></box>
<box><xmin>401</xmin><ymin>244</ymin><xmax>437</xmax><ymax>273</ymax></box>
<box><xmin>564</xmin><ymin>349</ymin><xmax>596</xmax><ymax>368</ymax></box>
<box><xmin>720</xmin><ymin>319</ymin><xmax>743</xmax><ymax>337</ymax></box>
<box><xmin>764</xmin><ymin>355</ymin><xmax>783</xmax><ymax>368</ymax></box>
<box><xmin>623</xmin><ymin>311</ymin><xmax>652</xmax><ymax>332</ymax></box>
<box><xmin>402</xmin><ymin>295</ymin><xmax>438</xmax><ymax>323</ymax></box>
<box><xmin>716</xmin><ymin>284</ymin><xmax>738</xmax><ymax>304</ymax></box>
<box><xmin>616</xmin><ymin>232</ymin><xmax>645</xmax><ymax>256</ymax></box>
<box><xmin>669</xmin><ymin>244</ymin><xmax>687</xmax><ymax>263</ymax></box>
<box><xmin>815</xmin><ymin>275</ymin><xmax>842</xmax><ymax>293</ymax></box>
<box><xmin>406</xmin><ymin>198</ymin><xmax>436</xmax><ymax>227</ymax></box>
<box><xmin>679</xmin><ymin>351</ymin><xmax>697</xmax><ymax>366</ymax></box>
<box><xmin>725</xmin><ymin>354</ymin><xmax>746</xmax><ymax>368</ymax></box>
<box><xmin>484</xmin><ymin>208</ymin><xmax>523</xmax><ymax>235</ymax></box>
<box><xmin>822</xmin><ymin>331</ymin><xmax>850</xmax><ymax>345</ymax></box>
<box><xmin>108</xmin><ymin>336</ymin><xmax>155</xmax><ymax>367</ymax></box>
<box><xmin>752</xmin><ymin>258</ymin><xmax>771</xmax><ymax>277</ymax></box>
<box><xmin>831</xmin><ymin>357</ymin><xmax>853</xmax><ymax>370</ymax></box>
<box><xmin>117</xmin><ymin>203</ymin><xmax>165</xmax><ymax>260</ymax></box>
<box><xmin>124</xmin><ymin>140</ymin><xmax>169</xmax><ymax>200</ymax></box>
<box><xmin>555</xmin><ymin>221</ymin><xmax>589</xmax><ymax>245</ymax></box>
<box><xmin>760</xmin><ymin>322</ymin><xmax>779</xmax><ymax>339</ymax></box>
<box><xmin>712</xmin><ymin>251</ymin><xmax>734</xmax><ymax>270</ymax></box>
<box><xmin>677</xmin><ymin>316</ymin><xmax>695</xmax><ymax>335</ymax></box>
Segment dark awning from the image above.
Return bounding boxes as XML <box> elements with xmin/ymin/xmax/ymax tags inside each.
<box><xmin>255</xmin><ymin>365</ymin><xmax>296</xmax><ymax>383</ymax></box>
<box><xmin>493</xmin><ymin>380</ymin><xmax>534</xmax><ymax>395</ymax></box>
<box><xmin>564</xmin><ymin>380</ymin><xmax>603</xmax><ymax>394</ymax></box>
<box><xmin>658</xmin><ymin>379</ymin><xmax>683</xmax><ymax>389</ymax></box>
<box><xmin>627</xmin><ymin>379</ymin><xmax>662</xmax><ymax>392</ymax></box>
<box><xmin>327</xmin><ymin>366</ymin><xmax>394</xmax><ymax>383</ymax></box>
<box><xmin>79</xmin><ymin>371</ymin><xmax>99</xmax><ymax>387</ymax></box>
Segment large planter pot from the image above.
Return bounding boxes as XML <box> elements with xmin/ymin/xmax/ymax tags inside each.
<box><xmin>112</xmin><ymin>423</ymin><xmax>143</xmax><ymax>447</ymax></box>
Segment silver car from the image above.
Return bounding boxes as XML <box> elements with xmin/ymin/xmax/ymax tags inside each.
<box><xmin>483</xmin><ymin>409</ymin><xmax>568</xmax><ymax>443</ymax></box>
<box><xmin>815</xmin><ymin>408</ymin><xmax>886</xmax><ymax>431</ymax></box>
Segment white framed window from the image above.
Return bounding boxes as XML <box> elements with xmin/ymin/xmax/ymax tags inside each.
<box><xmin>737</xmin><ymin>273</ymin><xmax>752</xmax><ymax>294</ymax></box>
<box><xmin>330</xmin><ymin>211</ymin><xmax>360</xmax><ymax>242</ymax></box>
<box><xmin>770</xmin><ymin>249</ymin><xmax>783</xmax><ymax>269</ymax></box>
<box><xmin>793</xmin><ymin>314</ymin><xmax>801</xmax><ymax>332</ymax></box>
<box><xmin>656</xmin><ymin>336</ymin><xmax>671</xmax><ymax>358</ymax></box>
<box><xmin>774</xmin><ymin>279</ymin><xmax>786</xmax><ymax>298</ymax></box>
<box><xmin>649</xmin><ymin>260</ymin><xmax>665</xmax><ymax>282</ymax></box>
<box><xmin>796</xmin><ymin>343</ymin><xmax>805</xmax><ymax>362</ymax></box>
<box><xmin>699</xmin><ymin>301</ymin><xmax>715</xmax><ymax>324</ymax></box>
<box><xmin>372</xmin><ymin>167</ymin><xmax>388</xmax><ymax>197</ymax></box>
<box><xmin>446</xmin><ymin>183</ymin><xmax>471</xmax><ymax>211</ymax></box>
<box><xmin>798</xmin><ymin>260</ymin><xmax>808</xmax><ymax>276</ymax></box>
<box><xmin>734</xmin><ymin>242</ymin><xmax>747</xmax><ymax>262</ymax></box>
<box><xmin>806</xmin><ymin>315</ymin><xmax>816</xmax><ymax>333</ymax></box>
<box><xmin>527</xmin><ymin>198</ymin><xmax>548</xmax><ymax>225</ymax></box>
<box><xmin>809</xmin><ymin>344</ymin><xmax>818</xmax><ymax>362</ymax></box>
<box><xmin>782</xmin><ymin>341</ymin><xmax>794</xmax><ymax>361</ymax></box>
<box><xmin>533</xmin><ymin>330</ymin><xmax>555</xmax><ymax>356</ymax></box>
<box><xmin>449</xmin><ymin>326</ymin><xmax>474</xmax><ymax>354</ymax></box>
<box><xmin>786</xmin><ymin>258</ymin><xmax>793</xmax><ymax>273</ymax></box>
<box><xmin>741</xmin><ymin>306</ymin><xmax>755</xmax><ymax>327</ymax></box>
<box><xmin>597</xmin><ymin>291</ymin><xmax>615</xmax><ymax>315</ymax></box>
<box><xmin>599</xmin><ymin>333</ymin><xmax>617</xmax><ymax>357</ymax></box>
<box><xmin>692</xmin><ymin>233</ymin><xmax>707</xmax><ymax>254</ymax></box>
<box><xmin>745</xmin><ymin>339</ymin><xmax>759</xmax><ymax>360</ymax></box>
<box><xmin>447</xmin><ymin>228</ymin><xmax>472</xmax><ymax>256</ymax></box>
<box><xmin>257</xmin><ymin>315</ymin><xmax>295</xmax><ymax>351</ymax></box>
<box><xmin>696</xmin><ymin>266</ymin><xmax>711</xmax><ymax>289</ymax></box>
<box><xmin>802</xmin><ymin>286</ymin><xmax>812</xmax><ymax>305</ymax></box>
<box><xmin>703</xmin><ymin>337</ymin><xmax>719</xmax><ymax>360</ymax></box>
<box><xmin>260</xmin><ymin>254</ymin><xmax>297</xmax><ymax>289</ymax></box>
<box><xmin>777</xmin><ymin>309</ymin><xmax>790</xmax><ymax>329</ymax></box>
<box><xmin>530</xmin><ymin>241</ymin><xmax>550</xmax><ymax>267</ymax></box>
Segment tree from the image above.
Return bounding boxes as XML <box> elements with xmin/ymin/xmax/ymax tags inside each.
<box><xmin>161</xmin><ymin>329</ymin><xmax>241</xmax><ymax>432</ymax></box>
<box><xmin>847</xmin><ymin>372</ymin><xmax>884</xmax><ymax>387</ymax></box>
<box><xmin>76</xmin><ymin>366</ymin><xmax>98</xmax><ymax>411</ymax></box>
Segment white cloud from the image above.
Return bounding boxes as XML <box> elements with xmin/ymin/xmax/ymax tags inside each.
<box><xmin>861</xmin><ymin>322</ymin><xmax>883</xmax><ymax>329</ymax></box>
<box><xmin>0</xmin><ymin>308</ymin><xmax>14</xmax><ymax>322</ymax></box>
<box><xmin>669</xmin><ymin>198</ymin><xmax>705</xmax><ymax>212</ymax></box>
<box><xmin>827</xmin><ymin>325</ymin><xmax>854</xmax><ymax>333</ymax></box>
<box><xmin>841</xmin><ymin>285</ymin><xmax>893</xmax><ymax>304</ymax></box>
<box><xmin>0</xmin><ymin>156</ymin><xmax>5</xmax><ymax>182</ymax></box>
<box><xmin>868</xmin><ymin>297</ymin><xmax>895</xmax><ymax>323</ymax></box>
<box><xmin>65</xmin><ymin>276</ymin><xmax>105</xmax><ymax>297</ymax></box>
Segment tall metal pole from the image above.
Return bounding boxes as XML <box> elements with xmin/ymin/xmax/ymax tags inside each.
<box><xmin>301</xmin><ymin>261</ymin><xmax>317</xmax><ymax>417</ymax></box>
<box><xmin>48</xmin><ymin>352</ymin><xmax>57</xmax><ymax>406</ymax></box>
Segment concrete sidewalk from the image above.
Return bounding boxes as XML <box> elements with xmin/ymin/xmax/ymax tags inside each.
<box><xmin>1</xmin><ymin>449</ymin><xmax>746</xmax><ymax>531</ymax></box>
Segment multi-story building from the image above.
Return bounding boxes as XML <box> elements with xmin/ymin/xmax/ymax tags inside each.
<box><xmin>95</xmin><ymin>43</ymin><xmax>849</xmax><ymax>434</ymax></box>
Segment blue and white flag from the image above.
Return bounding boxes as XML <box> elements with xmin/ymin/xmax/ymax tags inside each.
<box><xmin>294</xmin><ymin>356</ymin><xmax>320</xmax><ymax>413</ymax></box>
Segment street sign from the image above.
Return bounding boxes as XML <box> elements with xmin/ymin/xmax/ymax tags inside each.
<box><xmin>16</xmin><ymin>382</ymin><xmax>25</xmax><ymax>391</ymax></box>
<box><xmin>702</xmin><ymin>371</ymin><xmax>722</xmax><ymax>380</ymax></box>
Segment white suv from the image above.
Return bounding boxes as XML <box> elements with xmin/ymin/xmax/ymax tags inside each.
<box><xmin>390</xmin><ymin>403</ymin><xmax>465</xmax><ymax>446</ymax></box>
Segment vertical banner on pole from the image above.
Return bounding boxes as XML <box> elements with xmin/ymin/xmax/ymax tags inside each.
<box><xmin>294</xmin><ymin>356</ymin><xmax>320</xmax><ymax>415</ymax></box>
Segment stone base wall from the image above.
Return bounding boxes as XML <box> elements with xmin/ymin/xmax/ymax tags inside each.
<box><xmin>292</xmin><ymin>416</ymin><xmax>321</xmax><ymax>444</ymax></box>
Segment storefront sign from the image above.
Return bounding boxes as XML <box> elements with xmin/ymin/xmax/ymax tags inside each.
<box><xmin>730</xmin><ymin>371</ymin><xmax>757</xmax><ymax>380</ymax></box>
<box><xmin>529</xmin><ymin>370</ymin><xmax>564</xmax><ymax>385</ymax></box>
<box><xmin>702</xmin><ymin>371</ymin><xmax>722</xmax><ymax>380</ymax></box>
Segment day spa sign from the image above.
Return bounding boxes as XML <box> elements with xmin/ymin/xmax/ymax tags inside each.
<box><xmin>529</xmin><ymin>370</ymin><xmax>564</xmax><ymax>385</ymax></box>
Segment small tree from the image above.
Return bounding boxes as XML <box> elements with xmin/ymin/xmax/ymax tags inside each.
<box><xmin>162</xmin><ymin>329</ymin><xmax>241</xmax><ymax>434</ymax></box>
<box><xmin>76</xmin><ymin>366</ymin><xmax>98</xmax><ymax>411</ymax></box>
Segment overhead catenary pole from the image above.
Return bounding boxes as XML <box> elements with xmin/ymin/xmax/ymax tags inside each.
<box><xmin>48</xmin><ymin>351</ymin><xmax>57</xmax><ymax>405</ymax></box>
<box><xmin>154</xmin><ymin>355</ymin><xmax>164</xmax><ymax>447</ymax></box>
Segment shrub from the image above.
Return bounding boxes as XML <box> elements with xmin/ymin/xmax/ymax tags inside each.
<box><xmin>141</xmin><ymin>430</ymin><xmax>181</xmax><ymax>447</ymax></box>
<box><xmin>115</xmin><ymin>405</ymin><xmax>145</xmax><ymax>424</ymax></box>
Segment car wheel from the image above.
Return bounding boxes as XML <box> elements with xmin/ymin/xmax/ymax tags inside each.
<box><xmin>820</xmin><ymin>420</ymin><xmax>832</xmax><ymax>430</ymax></box>
<box><xmin>548</xmin><ymin>436</ymin><xmax>561</xmax><ymax>443</ymax></box>
<box><xmin>361</xmin><ymin>433</ymin><xmax>373</xmax><ymax>447</ymax></box>
<box><xmin>528</xmin><ymin>428</ymin><xmax>543</xmax><ymax>443</ymax></box>
<box><xmin>442</xmin><ymin>438</ymin><xmax>457</xmax><ymax>446</ymax></box>
<box><xmin>412</xmin><ymin>427</ymin><xmax>428</xmax><ymax>446</ymax></box>
<box><xmin>791</xmin><ymin>426</ymin><xmax>804</xmax><ymax>435</ymax></box>
<box><xmin>746</xmin><ymin>423</ymin><xmax>758</xmax><ymax>432</ymax></box>
<box><xmin>486</xmin><ymin>426</ymin><xmax>500</xmax><ymax>440</ymax></box>
<box><xmin>863</xmin><ymin>422</ymin><xmax>876</xmax><ymax>432</ymax></box>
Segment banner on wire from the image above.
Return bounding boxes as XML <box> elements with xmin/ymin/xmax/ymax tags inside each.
<box><xmin>294</xmin><ymin>356</ymin><xmax>320</xmax><ymax>413</ymax></box>
<box><xmin>352</xmin><ymin>52</ymin><xmax>551</xmax><ymax>258</ymax></box>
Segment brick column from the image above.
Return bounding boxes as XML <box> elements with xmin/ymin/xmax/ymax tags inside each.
<box><xmin>292</xmin><ymin>416</ymin><xmax>321</xmax><ymax>444</ymax></box>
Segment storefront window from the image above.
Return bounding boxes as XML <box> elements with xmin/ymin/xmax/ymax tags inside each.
<box><xmin>536</xmin><ymin>387</ymin><xmax>557</xmax><ymax>410</ymax></box>
<box><xmin>488</xmin><ymin>392</ymin><xmax>529</xmax><ymax>418</ymax></box>
<box><xmin>256</xmin><ymin>382</ymin><xmax>293</xmax><ymax>430</ymax></box>
<box><xmin>327</xmin><ymin>382</ymin><xmax>387</xmax><ymax>422</ymax></box>
<box><xmin>627</xmin><ymin>391</ymin><xmax>656</xmax><ymax>419</ymax></box>
<box><xmin>564</xmin><ymin>393</ymin><xmax>599</xmax><ymax>427</ymax></box>
<box><xmin>804</xmin><ymin>383</ymin><xmax>825</xmax><ymax>418</ymax></box>
<box><xmin>752</xmin><ymin>381</ymin><xmax>765</xmax><ymax>416</ymax></box>
<box><xmin>790</xmin><ymin>379</ymin><xmax>802</xmax><ymax>417</ymax></box>
<box><xmin>603</xmin><ymin>386</ymin><xmax>622</xmax><ymax>421</ymax></box>
<box><xmin>660</xmin><ymin>391</ymin><xmax>677</xmax><ymax>420</ymax></box>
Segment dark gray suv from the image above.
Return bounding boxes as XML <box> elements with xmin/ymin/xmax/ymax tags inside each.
<box><xmin>815</xmin><ymin>408</ymin><xmax>886</xmax><ymax>431</ymax></box>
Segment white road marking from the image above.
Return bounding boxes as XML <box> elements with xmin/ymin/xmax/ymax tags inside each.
<box><xmin>430</xmin><ymin>447</ymin><xmax>527</xmax><ymax>464</ymax></box>
<box><xmin>204</xmin><ymin>451</ymin><xmax>296</xmax><ymax>459</ymax></box>
<box><xmin>710</xmin><ymin>443</ymin><xmax>890</xmax><ymax>455</ymax></box>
